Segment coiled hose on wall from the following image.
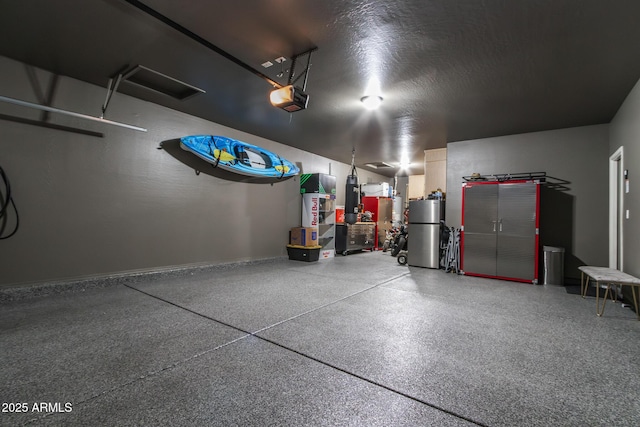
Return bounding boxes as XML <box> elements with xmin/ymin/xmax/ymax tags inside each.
<box><xmin>0</xmin><ymin>164</ymin><xmax>19</xmax><ymax>239</ymax></box>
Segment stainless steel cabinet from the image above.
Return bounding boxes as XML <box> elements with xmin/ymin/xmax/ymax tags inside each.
<box><xmin>462</xmin><ymin>180</ymin><xmax>539</xmax><ymax>283</ymax></box>
<box><xmin>362</xmin><ymin>196</ymin><xmax>393</xmax><ymax>248</ymax></box>
<box><xmin>335</xmin><ymin>223</ymin><xmax>376</xmax><ymax>255</ymax></box>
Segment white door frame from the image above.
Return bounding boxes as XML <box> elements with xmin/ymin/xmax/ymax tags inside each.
<box><xmin>609</xmin><ymin>146</ymin><xmax>624</xmax><ymax>270</ymax></box>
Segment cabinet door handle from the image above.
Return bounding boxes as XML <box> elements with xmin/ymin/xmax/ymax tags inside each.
<box><xmin>499</xmin><ymin>219</ymin><xmax>503</xmax><ymax>232</ymax></box>
<box><xmin>492</xmin><ymin>220</ymin><xmax>497</xmax><ymax>232</ymax></box>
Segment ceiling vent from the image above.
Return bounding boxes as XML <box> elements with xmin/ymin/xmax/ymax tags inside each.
<box><xmin>119</xmin><ymin>65</ymin><xmax>205</xmax><ymax>101</ymax></box>
<box><xmin>365</xmin><ymin>162</ymin><xmax>395</xmax><ymax>169</ymax></box>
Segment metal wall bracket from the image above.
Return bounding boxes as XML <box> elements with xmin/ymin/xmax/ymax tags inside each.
<box><xmin>288</xmin><ymin>48</ymin><xmax>318</xmax><ymax>91</ymax></box>
<box><xmin>101</xmin><ymin>64</ymin><xmax>206</xmax><ymax>119</ymax></box>
<box><xmin>0</xmin><ymin>95</ymin><xmax>147</xmax><ymax>132</ymax></box>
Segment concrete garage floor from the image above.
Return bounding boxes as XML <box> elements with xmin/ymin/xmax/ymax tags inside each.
<box><xmin>1</xmin><ymin>252</ymin><xmax>639</xmax><ymax>426</ymax></box>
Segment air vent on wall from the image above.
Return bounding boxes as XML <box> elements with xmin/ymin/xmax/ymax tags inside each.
<box><xmin>365</xmin><ymin>162</ymin><xmax>395</xmax><ymax>169</ymax></box>
<box><xmin>120</xmin><ymin>65</ymin><xmax>205</xmax><ymax>100</ymax></box>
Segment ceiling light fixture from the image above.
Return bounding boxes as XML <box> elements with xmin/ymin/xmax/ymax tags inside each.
<box><xmin>361</xmin><ymin>76</ymin><xmax>383</xmax><ymax>110</ymax></box>
<box><xmin>399</xmin><ymin>154</ymin><xmax>411</xmax><ymax>170</ymax></box>
<box><xmin>360</xmin><ymin>95</ymin><xmax>383</xmax><ymax>110</ymax></box>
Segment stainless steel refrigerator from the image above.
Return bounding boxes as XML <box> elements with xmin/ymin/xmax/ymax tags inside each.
<box><xmin>407</xmin><ymin>199</ymin><xmax>444</xmax><ymax>268</ymax></box>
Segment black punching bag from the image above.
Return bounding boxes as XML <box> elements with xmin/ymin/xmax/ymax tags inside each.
<box><xmin>345</xmin><ymin>174</ymin><xmax>358</xmax><ymax>224</ymax></box>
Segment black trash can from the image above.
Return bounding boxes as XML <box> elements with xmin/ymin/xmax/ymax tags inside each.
<box><xmin>543</xmin><ymin>246</ymin><xmax>565</xmax><ymax>285</ymax></box>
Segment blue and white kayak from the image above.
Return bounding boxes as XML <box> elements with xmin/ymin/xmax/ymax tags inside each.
<box><xmin>179</xmin><ymin>135</ymin><xmax>299</xmax><ymax>178</ymax></box>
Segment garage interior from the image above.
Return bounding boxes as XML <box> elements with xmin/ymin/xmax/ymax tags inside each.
<box><xmin>1</xmin><ymin>1</ymin><xmax>640</xmax><ymax>426</ymax></box>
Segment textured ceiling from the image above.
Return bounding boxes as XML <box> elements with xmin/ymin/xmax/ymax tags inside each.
<box><xmin>1</xmin><ymin>0</ymin><xmax>640</xmax><ymax>176</ymax></box>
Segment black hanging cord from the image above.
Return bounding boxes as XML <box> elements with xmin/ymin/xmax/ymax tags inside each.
<box><xmin>207</xmin><ymin>135</ymin><xmax>223</xmax><ymax>168</ymax></box>
<box><xmin>0</xmin><ymin>164</ymin><xmax>19</xmax><ymax>239</ymax></box>
<box><xmin>276</xmin><ymin>155</ymin><xmax>285</xmax><ymax>179</ymax></box>
<box><xmin>350</xmin><ymin>148</ymin><xmax>358</xmax><ymax>176</ymax></box>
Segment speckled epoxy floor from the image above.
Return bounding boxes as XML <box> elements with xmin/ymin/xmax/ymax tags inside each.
<box><xmin>1</xmin><ymin>252</ymin><xmax>639</xmax><ymax>426</ymax></box>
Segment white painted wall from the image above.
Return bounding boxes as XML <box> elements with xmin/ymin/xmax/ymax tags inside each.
<box><xmin>0</xmin><ymin>56</ymin><xmax>388</xmax><ymax>287</ymax></box>
<box><xmin>447</xmin><ymin>125</ymin><xmax>610</xmax><ymax>280</ymax></box>
<box><xmin>609</xmin><ymin>77</ymin><xmax>640</xmax><ymax>278</ymax></box>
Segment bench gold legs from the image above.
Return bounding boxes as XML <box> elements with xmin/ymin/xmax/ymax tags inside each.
<box><xmin>596</xmin><ymin>283</ymin><xmax>605</xmax><ymax>316</ymax></box>
<box><xmin>581</xmin><ymin>272</ymin><xmax>590</xmax><ymax>298</ymax></box>
<box><xmin>596</xmin><ymin>283</ymin><xmax>610</xmax><ymax>317</ymax></box>
<box><xmin>596</xmin><ymin>283</ymin><xmax>640</xmax><ymax>320</ymax></box>
<box><xmin>632</xmin><ymin>286</ymin><xmax>640</xmax><ymax>321</ymax></box>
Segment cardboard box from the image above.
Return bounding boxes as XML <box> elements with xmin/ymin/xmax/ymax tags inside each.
<box><xmin>299</xmin><ymin>173</ymin><xmax>336</xmax><ymax>195</ymax></box>
<box><xmin>319</xmin><ymin>249</ymin><xmax>335</xmax><ymax>259</ymax></box>
<box><xmin>289</xmin><ymin>227</ymin><xmax>318</xmax><ymax>247</ymax></box>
